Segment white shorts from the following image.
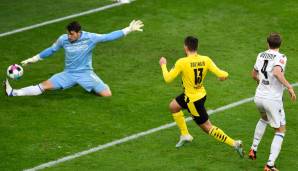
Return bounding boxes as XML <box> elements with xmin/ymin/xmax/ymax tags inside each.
<box><xmin>254</xmin><ymin>97</ymin><xmax>286</xmax><ymax>128</ymax></box>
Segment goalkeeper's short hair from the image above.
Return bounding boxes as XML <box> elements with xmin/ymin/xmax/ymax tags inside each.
<box><xmin>66</xmin><ymin>21</ymin><xmax>81</xmax><ymax>33</ymax></box>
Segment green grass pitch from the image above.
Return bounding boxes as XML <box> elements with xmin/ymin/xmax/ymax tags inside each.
<box><xmin>0</xmin><ymin>0</ymin><xmax>298</xmax><ymax>170</ymax></box>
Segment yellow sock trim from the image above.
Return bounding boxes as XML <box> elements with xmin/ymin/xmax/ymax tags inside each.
<box><xmin>172</xmin><ymin>111</ymin><xmax>189</xmax><ymax>136</ymax></box>
<box><xmin>208</xmin><ymin>126</ymin><xmax>235</xmax><ymax>147</ymax></box>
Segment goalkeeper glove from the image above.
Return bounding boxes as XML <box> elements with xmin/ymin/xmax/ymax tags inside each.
<box><xmin>122</xmin><ymin>20</ymin><xmax>144</xmax><ymax>35</ymax></box>
<box><xmin>21</xmin><ymin>54</ymin><xmax>42</xmax><ymax>66</ymax></box>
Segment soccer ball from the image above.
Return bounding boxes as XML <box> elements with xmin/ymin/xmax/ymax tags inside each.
<box><xmin>7</xmin><ymin>64</ymin><xmax>23</xmax><ymax>80</ymax></box>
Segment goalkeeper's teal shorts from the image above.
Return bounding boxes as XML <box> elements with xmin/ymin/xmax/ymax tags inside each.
<box><xmin>49</xmin><ymin>70</ymin><xmax>108</xmax><ymax>93</ymax></box>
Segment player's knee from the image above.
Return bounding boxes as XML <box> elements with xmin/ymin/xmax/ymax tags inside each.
<box><xmin>104</xmin><ymin>91</ymin><xmax>112</xmax><ymax>97</ymax></box>
<box><xmin>41</xmin><ymin>80</ymin><xmax>54</xmax><ymax>90</ymax></box>
<box><xmin>97</xmin><ymin>88</ymin><xmax>112</xmax><ymax>97</ymax></box>
<box><xmin>96</xmin><ymin>86</ymin><xmax>112</xmax><ymax>97</ymax></box>
<box><xmin>99</xmin><ymin>91</ymin><xmax>112</xmax><ymax>97</ymax></box>
<box><xmin>169</xmin><ymin>100</ymin><xmax>180</xmax><ymax>113</ymax></box>
<box><xmin>199</xmin><ymin>120</ymin><xmax>212</xmax><ymax>133</ymax></box>
<box><xmin>275</xmin><ymin>125</ymin><xmax>286</xmax><ymax>133</ymax></box>
<box><xmin>102</xmin><ymin>93</ymin><xmax>112</xmax><ymax>97</ymax></box>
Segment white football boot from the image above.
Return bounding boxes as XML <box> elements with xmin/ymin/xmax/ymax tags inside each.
<box><xmin>234</xmin><ymin>140</ymin><xmax>245</xmax><ymax>158</ymax></box>
<box><xmin>175</xmin><ymin>134</ymin><xmax>193</xmax><ymax>148</ymax></box>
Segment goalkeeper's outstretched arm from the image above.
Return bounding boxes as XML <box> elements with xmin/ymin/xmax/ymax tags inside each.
<box><xmin>122</xmin><ymin>20</ymin><xmax>144</xmax><ymax>35</ymax></box>
<box><xmin>93</xmin><ymin>20</ymin><xmax>144</xmax><ymax>43</ymax></box>
<box><xmin>21</xmin><ymin>37</ymin><xmax>63</xmax><ymax>66</ymax></box>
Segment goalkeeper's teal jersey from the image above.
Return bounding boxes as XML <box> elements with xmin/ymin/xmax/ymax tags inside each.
<box><xmin>39</xmin><ymin>30</ymin><xmax>124</xmax><ymax>72</ymax></box>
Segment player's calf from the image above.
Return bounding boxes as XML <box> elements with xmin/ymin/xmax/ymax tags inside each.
<box><xmin>200</xmin><ymin>120</ymin><xmax>245</xmax><ymax>158</ymax></box>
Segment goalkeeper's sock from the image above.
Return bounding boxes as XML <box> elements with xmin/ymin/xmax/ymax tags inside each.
<box><xmin>13</xmin><ymin>84</ymin><xmax>44</xmax><ymax>96</ymax></box>
<box><xmin>251</xmin><ymin>119</ymin><xmax>268</xmax><ymax>151</ymax></box>
<box><xmin>208</xmin><ymin>125</ymin><xmax>235</xmax><ymax>147</ymax></box>
<box><xmin>172</xmin><ymin>111</ymin><xmax>190</xmax><ymax>136</ymax></box>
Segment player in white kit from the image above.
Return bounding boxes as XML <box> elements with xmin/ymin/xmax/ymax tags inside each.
<box><xmin>249</xmin><ymin>33</ymin><xmax>296</xmax><ymax>171</ymax></box>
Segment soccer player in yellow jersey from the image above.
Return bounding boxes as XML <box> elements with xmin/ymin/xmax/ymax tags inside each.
<box><xmin>159</xmin><ymin>36</ymin><xmax>244</xmax><ymax>157</ymax></box>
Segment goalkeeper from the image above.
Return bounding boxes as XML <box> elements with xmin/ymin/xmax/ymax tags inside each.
<box><xmin>4</xmin><ymin>20</ymin><xmax>144</xmax><ymax>97</ymax></box>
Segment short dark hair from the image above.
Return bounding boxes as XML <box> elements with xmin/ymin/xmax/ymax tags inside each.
<box><xmin>267</xmin><ymin>32</ymin><xmax>282</xmax><ymax>49</ymax></box>
<box><xmin>66</xmin><ymin>21</ymin><xmax>81</xmax><ymax>33</ymax></box>
<box><xmin>184</xmin><ymin>36</ymin><xmax>198</xmax><ymax>51</ymax></box>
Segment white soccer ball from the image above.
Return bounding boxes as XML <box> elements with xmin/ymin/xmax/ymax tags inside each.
<box><xmin>7</xmin><ymin>64</ymin><xmax>23</xmax><ymax>80</ymax></box>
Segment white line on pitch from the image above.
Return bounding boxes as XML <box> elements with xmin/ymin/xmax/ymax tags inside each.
<box><xmin>24</xmin><ymin>83</ymin><xmax>297</xmax><ymax>171</ymax></box>
<box><xmin>0</xmin><ymin>1</ymin><xmax>135</xmax><ymax>38</ymax></box>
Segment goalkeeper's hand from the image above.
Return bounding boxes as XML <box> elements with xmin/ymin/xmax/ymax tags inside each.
<box><xmin>122</xmin><ymin>20</ymin><xmax>144</xmax><ymax>35</ymax></box>
<box><xmin>21</xmin><ymin>55</ymin><xmax>42</xmax><ymax>66</ymax></box>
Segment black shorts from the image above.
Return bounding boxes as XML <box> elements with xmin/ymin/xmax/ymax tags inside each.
<box><xmin>175</xmin><ymin>93</ymin><xmax>209</xmax><ymax>125</ymax></box>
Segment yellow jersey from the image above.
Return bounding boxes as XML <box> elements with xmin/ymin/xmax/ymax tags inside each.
<box><xmin>161</xmin><ymin>54</ymin><xmax>228</xmax><ymax>102</ymax></box>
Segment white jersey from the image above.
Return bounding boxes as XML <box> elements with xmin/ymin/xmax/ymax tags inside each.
<box><xmin>254</xmin><ymin>49</ymin><xmax>287</xmax><ymax>101</ymax></box>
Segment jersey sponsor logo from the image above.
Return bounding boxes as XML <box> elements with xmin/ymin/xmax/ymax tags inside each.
<box><xmin>190</xmin><ymin>61</ymin><xmax>205</xmax><ymax>68</ymax></box>
<box><xmin>260</xmin><ymin>52</ymin><xmax>276</xmax><ymax>60</ymax></box>
<box><xmin>65</xmin><ymin>45</ymin><xmax>88</xmax><ymax>52</ymax></box>
<box><xmin>65</xmin><ymin>40</ymin><xmax>89</xmax><ymax>52</ymax></box>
